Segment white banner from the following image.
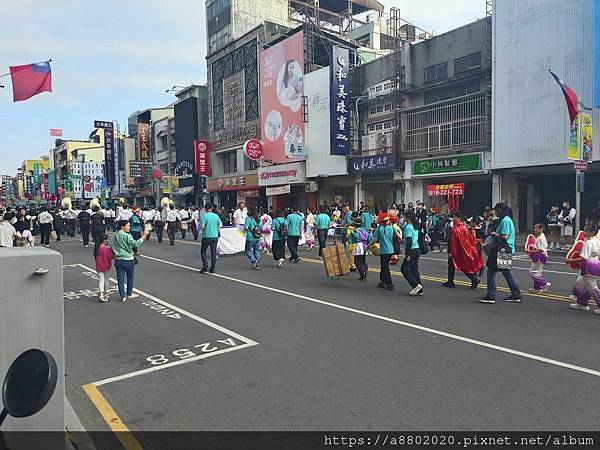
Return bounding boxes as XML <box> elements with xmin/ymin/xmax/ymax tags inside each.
<box><xmin>217</xmin><ymin>226</ymin><xmax>305</xmax><ymax>255</ymax></box>
<box><xmin>266</xmin><ymin>185</ymin><xmax>291</xmax><ymax>196</ymax></box>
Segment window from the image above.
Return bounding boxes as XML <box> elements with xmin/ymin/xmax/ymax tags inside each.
<box><xmin>424</xmin><ymin>80</ymin><xmax>481</xmax><ymax>104</ymax></box>
<box><xmin>369</xmin><ymin>107</ymin><xmax>377</xmax><ymax>115</ymax></box>
<box><xmin>383</xmin><ymin>122</ymin><xmax>392</xmax><ymax>130</ymax></box>
<box><xmin>454</xmin><ymin>52</ymin><xmax>481</xmax><ymax>75</ymax></box>
<box><xmin>244</xmin><ymin>157</ymin><xmax>259</xmax><ymax>171</ymax></box>
<box><xmin>424</xmin><ymin>63</ymin><xmax>448</xmax><ymax>83</ymax></box>
<box><xmin>376</xmin><ymin>105</ymin><xmax>384</xmax><ymax>113</ymax></box>
<box><xmin>384</xmin><ymin>103</ymin><xmax>392</xmax><ymax>111</ymax></box>
<box><xmin>222</xmin><ymin>151</ymin><xmax>237</xmax><ymax>174</ymax></box>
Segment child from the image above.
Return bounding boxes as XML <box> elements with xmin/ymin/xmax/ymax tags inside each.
<box><xmin>528</xmin><ymin>223</ymin><xmax>550</xmax><ymax>293</ymax></box>
<box><xmin>349</xmin><ymin>218</ymin><xmax>371</xmax><ymax>280</ymax></box>
<box><xmin>567</xmin><ymin>225</ymin><xmax>600</xmax><ymax>313</ymax></box>
<box><xmin>94</xmin><ymin>234</ymin><xmax>114</xmax><ymax>302</ymax></box>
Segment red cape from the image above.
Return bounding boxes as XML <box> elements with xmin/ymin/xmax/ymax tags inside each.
<box><xmin>450</xmin><ymin>222</ymin><xmax>484</xmax><ymax>274</ymax></box>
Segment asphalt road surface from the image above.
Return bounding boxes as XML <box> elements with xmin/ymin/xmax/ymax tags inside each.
<box><xmin>54</xmin><ymin>232</ymin><xmax>599</xmax><ymax>447</ymax></box>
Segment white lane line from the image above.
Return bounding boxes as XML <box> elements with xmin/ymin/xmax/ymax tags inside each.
<box><xmin>76</xmin><ymin>264</ymin><xmax>258</xmax><ymax>346</ymax></box>
<box><xmin>140</xmin><ymin>254</ymin><xmax>600</xmax><ymax>379</ymax></box>
<box><xmin>418</xmin><ymin>256</ymin><xmax>577</xmax><ymax>276</ymax></box>
<box><xmin>91</xmin><ymin>343</ymin><xmax>257</xmax><ymax>387</ymax></box>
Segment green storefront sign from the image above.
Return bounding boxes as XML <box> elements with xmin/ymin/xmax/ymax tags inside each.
<box><xmin>65</xmin><ymin>180</ymin><xmax>73</xmax><ymax>192</ymax></box>
<box><xmin>411</xmin><ymin>153</ymin><xmax>483</xmax><ymax>177</ymax></box>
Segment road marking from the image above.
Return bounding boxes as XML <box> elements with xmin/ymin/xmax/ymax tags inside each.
<box><xmin>82</xmin><ymin>384</ymin><xmax>143</xmax><ymax>450</ymax></box>
<box><xmin>139</xmin><ymin>254</ymin><xmax>600</xmax><ymax>379</ymax></box>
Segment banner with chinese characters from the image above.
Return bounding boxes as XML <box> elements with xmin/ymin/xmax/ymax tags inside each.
<box><xmin>103</xmin><ymin>127</ymin><xmax>115</xmax><ymax>186</ymax></box>
<box><xmin>426</xmin><ymin>183</ymin><xmax>465</xmax><ymax>197</ymax></box>
<box><xmin>138</xmin><ymin>123</ymin><xmax>150</xmax><ymax>161</ymax></box>
<box><xmin>411</xmin><ymin>153</ymin><xmax>484</xmax><ymax>177</ymax></box>
<box><xmin>349</xmin><ymin>153</ymin><xmax>395</xmax><ymax>174</ymax></box>
<box><xmin>194</xmin><ymin>140</ymin><xmax>211</xmax><ymax>175</ymax></box>
<box><xmin>259</xmin><ymin>30</ymin><xmax>305</xmax><ymax>163</ymax></box>
<box><xmin>33</xmin><ymin>163</ymin><xmax>40</xmax><ymax>184</ymax></box>
<box><xmin>330</xmin><ymin>46</ymin><xmax>350</xmax><ymax>156</ymax></box>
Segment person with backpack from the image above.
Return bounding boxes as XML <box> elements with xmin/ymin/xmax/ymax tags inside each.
<box><xmin>199</xmin><ymin>203</ymin><xmax>222</xmax><ymax>273</ymax></box>
<box><xmin>244</xmin><ymin>205</ymin><xmax>262</xmax><ymax>270</ymax></box>
<box><xmin>90</xmin><ymin>206</ymin><xmax>106</xmax><ymax>245</ymax></box>
<box><xmin>349</xmin><ymin>217</ymin><xmax>371</xmax><ymax>280</ymax></box>
<box><xmin>371</xmin><ymin>214</ymin><xmax>398</xmax><ymax>291</ymax></box>
<box><xmin>285</xmin><ymin>206</ymin><xmax>303</xmax><ymax>263</ymax></box>
<box><xmin>401</xmin><ymin>211</ymin><xmax>424</xmax><ymax>296</ymax></box>
<box><xmin>272</xmin><ymin>210</ymin><xmax>287</xmax><ymax>268</ymax></box>
<box><xmin>78</xmin><ymin>207</ymin><xmax>91</xmax><ymax>247</ymax></box>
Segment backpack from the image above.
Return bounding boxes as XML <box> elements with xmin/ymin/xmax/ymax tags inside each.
<box><xmin>251</xmin><ymin>219</ymin><xmax>262</xmax><ymax>238</ymax></box>
<box><xmin>356</xmin><ymin>228</ymin><xmax>369</xmax><ymax>243</ymax></box>
<box><xmin>92</xmin><ymin>213</ymin><xmax>104</xmax><ymax>229</ymax></box>
<box><xmin>276</xmin><ymin>219</ymin><xmax>288</xmax><ymax>238</ymax></box>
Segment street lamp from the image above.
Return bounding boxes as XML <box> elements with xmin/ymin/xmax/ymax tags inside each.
<box><xmin>165</xmin><ymin>85</ymin><xmax>186</xmax><ymax>93</ymax></box>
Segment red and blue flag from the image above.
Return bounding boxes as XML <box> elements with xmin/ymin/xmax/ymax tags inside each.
<box><xmin>9</xmin><ymin>60</ymin><xmax>52</xmax><ymax>102</ymax></box>
<box><xmin>548</xmin><ymin>69</ymin><xmax>579</xmax><ymax>124</ymax></box>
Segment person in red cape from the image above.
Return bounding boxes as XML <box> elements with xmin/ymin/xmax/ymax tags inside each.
<box><xmin>443</xmin><ymin>213</ymin><xmax>483</xmax><ymax>289</ymax></box>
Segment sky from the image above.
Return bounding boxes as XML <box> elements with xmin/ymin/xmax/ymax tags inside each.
<box><xmin>0</xmin><ymin>0</ymin><xmax>485</xmax><ymax>176</ymax></box>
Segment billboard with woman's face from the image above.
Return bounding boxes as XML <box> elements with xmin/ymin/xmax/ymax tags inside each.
<box><xmin>260</xmin><ymin>30</ymin><xmax>306</xmax><ymax>163</ymax></box>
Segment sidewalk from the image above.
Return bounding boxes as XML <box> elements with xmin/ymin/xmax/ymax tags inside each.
<box><xmin>515</xmin><ymin>232</ymin><xmax>567</xmax><ymax>256</ymax></box>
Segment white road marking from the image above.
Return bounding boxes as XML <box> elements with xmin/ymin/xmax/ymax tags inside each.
<box><xmin>418</xmin><ymin>256</ymin><xmax>576</xmax><ymax>276</ymax></box>
<box><xmin>140</xmin><ymin>254</ymin><xmax>600</xmax><ymax>379</ymax></box>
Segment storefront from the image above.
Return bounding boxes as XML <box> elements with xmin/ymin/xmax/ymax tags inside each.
<box><xmin>207</xmin><ymin>172</ymin><xmax>260</xmax><ymax>211</ymax></box>
<box><xmin>350</xmin><ymin>152</ymin><xmax>403</xmax><ymax>211</ymax></box>
<box><xmin>405</xmin><ymin>152</ymin><xmax>492</xmax><ymax>215</ymax></box>
<box><xmin>258</xmin><ymin>162</ymin><xmax>307</xmax><ymax>211</ymax></box>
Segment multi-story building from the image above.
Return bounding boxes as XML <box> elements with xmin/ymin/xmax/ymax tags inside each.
<box><xmin>493</xmin><ymin>0</ymin><xmax>598</xmax><ymax>230</ymax></box>
<box><xmin>71</xmin><ymin>161</ymin><xmax>104</xmax><ymax>200</ymax></box>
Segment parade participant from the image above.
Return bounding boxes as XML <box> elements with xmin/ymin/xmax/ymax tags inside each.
<box><xmin>401</xmin><ymin>211</ymin><xmax>424</xmax><ymax>296</ymax></box>
<box><xmin>546</xmin><ymin>205</ymin><xmax>560</xmax><ymax>249</ymax></box>
<box><xmin>349</xmin><ymin>217</ymin><xmax>371</xmax><ymax>280</ymax></box>
<box><xmin>244</xmin><ymin>205</ymin><xmax>262</xmax><ymax>270</ymax></box>
<box><xmin>286</xmin><ymin>206</ymin><xmax>303</xmax><ymax>263</ymax></box>
<box><xmin>90</xmin><ymin>205</ymin><xmax>106</xmax><ymax>245</ymax></box>
<box><xmin>142</xmin><ymin>207</ymin><xmax>155</xmax><ymax>241</ymax></box>
<box><xmin>443</xmin><ymin>213</ymin><xmax>482</xmax><ymax>290</ymax></box>
<box><xmin>52</xmin><ymin>207</ymin><xmax>63</xmax><ymax>242</ymax></box>
<box><xmin>315</xmin><ymin>206</ymin><xmax>330</xmax><ymax>257</ymax></box>
<box><xmin>116</xmin><ymin>204</ymin><xmax>133</xmax><ymax>222</ymax></box>
<box><xmin>272</xmin><ymin>210</ymin><xmax>287</xmax><ymax>268</ymax></box>
<box><xmin>415</xmin><ymin>201</ymin><xmax>428</xmax><ymax>232</ymax></box>
<box><xmin>331</xmin><ymin>206</ymin><xmax>341</xmax><ymax>224</ymax></box>
<box><xmin>260</xmin><ymin>208</ymin><xmax>273</xmax><ymax>254</ymax></box>
<box><xmin>78</xmin><ymin>207</ymin><xmax>91</xmax><ymax>247</ymax></box>
<box><xmin>37</xmin><ymin>206</ymin><xmax>54</xmax><ymax>247</ymax></box>
<box><xmin>478</xmin><ymin>203</ymin><xmax>522</xmax><ymax>304</ymax></box>
<box><xmin>558</xmin><ymin>200</ymin><xmax>576</xmax><ymax>250</ymax></box>
<box><xmin>388</xmin><ymin>204</ymin><xmax>399</xmax><ymax>224</ymax></box>
<box><xmin>94</xmin><ymin>234</ymin><xmax>113</xmax><ymax>302</ymax></box>
<box><xmin>178</xmin><ymin>206</ymin><xmax>189</xmax><ymax>239</ymax></box>
<box><xmin>0</xmin><ymin>213</ymin><xmax>16</xmax><ymax>247</ymax></box>
<box><xmin>567</xmin><ymin>224</ymin><xmax>600</xmax><ymax>313</ymax></box>
<box><xmin>154</xmin><ymin>207</ymin><xmax>165</xmax><ymax>243</ymax></box>
<box><xmin>528</xmin><ymin>223</ymin><xmax>550</xmax><ymax>294</ymax></box>
<box><xmin>191</xmin><ymin>206</ymin><xmax>200</xmax><ymax>241</ymax></box>
<box><xmin>130</xmin><ymin>207</ymin><xmax>143</xmax><ymax>241</ymax></box>
<box><xmin>62</xmin><ymin>201</ymin><xmax>77</xmax><ymax>237</ymax></box>
<box><xmin>372</xmin><ymin>214</ymin><xmax>397</xmax><ymax>291</ymax></box>
<box><xmin>166</xmin><ymin>204</ymin><xmax>180</xmax><ymax>246</ymax></box>
<box><xmin>199</xmin><ymin>203</ymin><xmax>222</xmax><ymax>274</ymax></box>
<box><xmin>233</xmin><ymin>202</ymin><xmax>248</xmax><ymax>226</ymax></box>
<box><xmin>305</xmin><ymin>208</ymin><xmax>315</xmax><ymax>251</ymax></box>
<box><xmin>110</xmin><ymin>220</ymin><xmax>149</xmax><ymax>302</ymax></box>
<box><xmin>360</xmin><ymin>206</ymin><xmax>373</xmax><ymax>231</ymax></box>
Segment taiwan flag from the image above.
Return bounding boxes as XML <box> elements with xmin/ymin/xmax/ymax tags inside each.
<box><xmin>9</xmin><ymin>61</ymin><xmax>52</xmax><ymax>102</ymax></box>
<box><xmin>151</xmin><ymin>166</ymin><xmax>163</xmax><ymax>181</ymax></box>
<box><xmin>549</xmin><ymin>70</ymin><xmax>579</xmax><ymax>124</ymax></box>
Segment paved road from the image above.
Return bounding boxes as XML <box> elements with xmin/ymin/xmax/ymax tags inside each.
<box><xmin>54</xmin><ymin>234</ymin><xmax>599</xmax><ymax>445</ymax></box>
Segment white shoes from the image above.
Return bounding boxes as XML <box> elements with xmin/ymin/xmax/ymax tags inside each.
<box><xmin>128</xmin><ymin>293</ymin><xmax>140</xmax><ymax>299</ymax></box>
<box><xmin>409</xmin><ymin>284</ymin><xmax>423</xmax><ymax>296</ymax></box>
<box><xmin>277</xmin><ymin>259</ymin><xmax>284</xmax><ymax>268</ymax></box>
<box><xmin>569</xmin><ymin>303</ymin><xmax>590</xmax><ymax>311</ymax></box>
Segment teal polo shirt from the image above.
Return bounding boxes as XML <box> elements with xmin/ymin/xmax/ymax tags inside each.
<box><xmin>360</xmin><ymin>211</ymin><xmax>373</xmax><ymax>229</ymax></box>
<box><xmin>244</xmin><ymin>216</ymin><xmax>260</xmax><ymax>242</ymax></box>
<box><xmin>496</xmin><ymin>216</ymin><xmax>516</xmax><ymax>253</ymax></box>
<box><xmin>201</xmin><ymin>212</ymin><xmax>222</xmax><ymax>238</ymax></box>
<box><xmin>315</xmin><ymin>213</ymin><xmax>330</xmax><ymax>230</ymax></box>
<box><xmin>375</xmin><ymin>225</ymin><xmax>395</xmax><ymax>255</ymax></box>
<box><xmin>403</xmin><ymin>223</ymin><xmax>420</xmax><ymax>251</ymax></box>
<box><xmin>286</xmin><ymin>213</ymin><xmax>303</xmax><ymax>237</ymax></box>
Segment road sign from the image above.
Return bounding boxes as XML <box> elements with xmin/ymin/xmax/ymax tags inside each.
<box><xmin>573</xmin><ymin>160</ymin><xmax>588</xmax><ymax>171</ymax></box>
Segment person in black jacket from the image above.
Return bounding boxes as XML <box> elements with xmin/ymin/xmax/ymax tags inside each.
<box><xmin>78</xmin><ymin>208</ymin><xmax>91</xmax><ymax>247</ymax></box>
<box><xmin>90</xmin><ymin>206</ymin><xmax>105</xmax><ymax>245</ymax></box>
<box><xmin>52</xmin><ymin>207</ymin><xmax>63</xmax><ymax>241</ymax></box>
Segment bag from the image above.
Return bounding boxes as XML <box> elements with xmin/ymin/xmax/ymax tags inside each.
<box><xmin>50</xmin><ymin>230</ymin><xmax>58</xmax><ymax>240</ymax></box>
<box><xmin>418</xmin><ymin>231</ymin><xmax>429</xmax><ymax>255</ymax></box>
<box><xmin>92</xmin><ymin>213</ymin><xmax>104</xmax><ymax>229</ymax></box>
<box><xmin>482</xmin><ymin>235</ymin><xmax>495</xmax><ymax>256</ymax></box>
<box><xmin>277</xmin><ymin>219</ymin><xmax>288</xmax><ymax>238</ymax></box>
<box><xmin>496</xmin><ymin>247</ymin><xmax>513</xmax><ymax>270</ymax></box>
<box><xmin>180</xmin><ymin>222</ymin><xmax>188</xmax><ymax>230</ymax></box>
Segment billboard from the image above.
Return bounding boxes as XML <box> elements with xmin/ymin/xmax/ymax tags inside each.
<box><xmin>330</xmin><ymin>46</ymin><xmax>350</xmax><ymax>155</ymax></box>
<box><xmin>194</xmin><ymin>140</ymin><xmax>211</xmax><ymax>175</ymax></box>
<box><xmin>138</xmin><ymin>123</ymin><xmax>150</xmax><ymax>161</ymax></box>
<box><xmin>260</xmin><ymin>30</ymin><xmax>305</xmax><ymax>163</ymax></box>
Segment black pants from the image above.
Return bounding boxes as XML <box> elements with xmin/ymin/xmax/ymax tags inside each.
<box><xmin>167</xmin><ymin>222</ymin><xmax>176</xmax><ymax>245</ymax></box>
<box><xmin>380</xmin><ymin>254</ymin><xmax>393</xmax><ymax>287</ymax></box>
<box><xmin>106</xmin><ymin>218</ymin><xmax>115</xmax><ymax>232</ymax></box>
<box><xmin>81</xmin><ymin>225</ymin><xmax>90</xmax><ymax>246</ymax></box>
<box><xmin>131</xmin><ymin>231</ymin><xmax>142</xmax><ymax>254</ymax></box>
<box><xmin>429</xmin><ymin>230</ymin><xmax>440</xmax><ymax>250</ymax></box>
<box><xmin>447</xmin><ymin>257</ymin><xmax>478</xmax><ymax>283</ymax></box>
<box><xmin>401</xmin><ymin>250</ymin><xmax>422</xmax><ymax>288</ymax></box>
<box><xmin>317</xmin><ymin>229</ymin><xmax>328</xmax><ymax>257</ymax></box>
<box><xmin>67</xmin><ymin>219</ymin><xmax>76</xmax><ymax>237</ymax></box>
<box><xmin>355</xmin><ymin>254</ymin><xmax>368</xmax><ymax>278</ymax></box>
<box><xmin>287</xmin><ymin>235</ymin><xmax>300</xmax><ymax>260</ymax></box>
<box><xmin>155</xmin><ymin>222</ymin><xmax>164</xmax><ymax>242</ymax></box>
<box><xmin>272</xmin><ymin>239</ymin><xmax>286</xmax><ymax>261</ymax></box>
<box><xmin>192</xmin><ymin>221</ymin><xmax>199</xmax><ymax>240</ymax></box>
<box><xmin>92</xmin><ymin>229</ymin><xmax>104</xmax><ymax>245</ymax></box>
<box><xmin>180</xmin><ymin>222</ymin><xmax>187</xmax><ymax>239</ymax></box>
<box><xmin>40</xmin><ymin>223</ymin><xmax>52</xmax><ymax>246</ymax></box>
<box><xmin>201</xmin><ymin>237</ymin><xmax>218</xmax><ymax>270</ymax></box>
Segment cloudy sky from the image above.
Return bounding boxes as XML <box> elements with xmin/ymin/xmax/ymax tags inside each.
<box><xmin>0</xmin><ymin>0</ymin><xmax>485</xmax><ymax>175</ymax></box>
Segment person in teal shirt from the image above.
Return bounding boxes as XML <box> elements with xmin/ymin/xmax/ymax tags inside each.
<box><xmin>400</xmin><ymin>211</ymin><xmax>423</xmax><ymax>296</ymax></box>
<box><xmin>479</xmin><ymin>203</ymin><xmax>521</xmax><ymax>303</ymax></box>
<box><xmin>315</xmin><ymin>207</ymin><xmax>331</xmax><ymax>257</ymax></box>
<box><xmin>372</xmin><ymin>215</ymin><xmax>398</xmax><ymax>290</ymax></box>
<box><xmin>200</xmin><ymin>203</ymin><xmax>222</xmax><ymax>273</ymax></box>
<box><xmin>271</xmin><ymin>210</ymin><xmax>287</xmax><ymax>267</ymax></box>
<box><xmin>360</xmin><ymin>207</ymin><xmax>373</xmax><ymax>231</ymax></box>
<box><xmin>349</xmin><ymin>218</ymin><xmax>371</xmax><ymax>280</ymax></box>
<box><xmin>285</xmin><ymin>206</ymin><xmax>303</xmax><ymax>263</ymax></box>
<box><xmin>244</xmin><ymin>205</ymin><xmax>262</xmax><ymax>270</ymax></box>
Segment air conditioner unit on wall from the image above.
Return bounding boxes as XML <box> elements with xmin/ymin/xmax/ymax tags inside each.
<box><xmin>377</xmin><ymin>133</ymin><xmax>389</xmax><ymax>149</ymax></box>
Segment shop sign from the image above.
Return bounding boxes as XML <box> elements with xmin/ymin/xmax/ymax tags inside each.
<box><xmin>95</xmin><ymin>120</ymin><xmax>116</xmax><ymax>186</ymax></box>
<box><xmin>138</xmin><ymin>123</ymin><xmax>150</xmax><ymax>161</ymax></box>
<box><xmin>207</xmin><ymin>173</ymin><xmax>259</xmax><ymax>192</ymax></box>
<box><xmin>239</xmin><ymin>189</ymin><xmax>260</xmax><ymax>198</ymax></box>
<box><xmin>266</xmin><ymin>185</ymin><xmax>291</xmax><ymax>196</ymax></box>
<box><xmin>94</xmin><ymin>121</ymin><xmax>113</xmax><ymax>129</ymax></box>
<box><xmin>174</xmin><ymin>160</ymin><xmax>194</xmax><ymax>178</ymax></box>
<box><xmin>426</xmin><ymin>183</ymin><xmax>465</xmax><ymax>197</ymax></box>
<box><xmin>573</xmin><ymin>160</ymin><xmax>588</xmax><ymax>171</ymax></box>
<box><xmin>194</xmin><ymin>140</ymin><xmax>211</xmax><ymax>175</ymax></box>
<box><xmin>129</xmin><ymin>160</ymin><xmax>146</xmax><ymax>178</ymax></box>
<box><xmin>258</xmin><ymin>162</ymin><xmax>306</xmax><ymax>187</ymax></box>
<box><xmin>411</xmin><ymin>153</ymin><xmax>484</xmax><ymax>177</ymax></box>
<box><xmin>244</xmin><ymin>139</ymin><xmax>263</xmax><ymax>161</ymax></box>
<box><xmin>349</xmin><ymin>153</ymin><xmax>395</xmax><ymax>174</ymax></box>
<box><xmin>330</xmin><ymin>46</ymin><xmax>350</xmax><ymax>156</ymax></box>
